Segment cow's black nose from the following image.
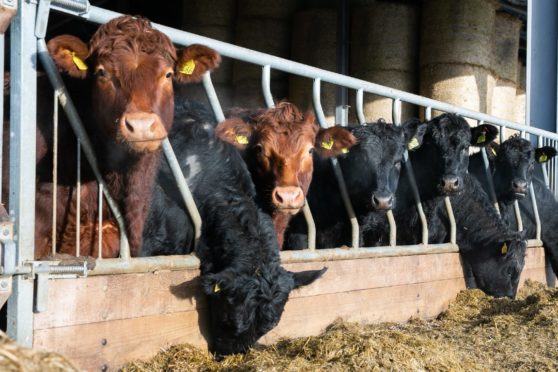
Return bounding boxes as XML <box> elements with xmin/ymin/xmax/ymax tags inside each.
<box><xmin>511</xmin><ymin>179</ymin><xmax>528</xmax><ymax>195</ymax></box>
<box><xmin>441</xmin><ymin>175</ymin><xmax>460</xmax><ymax>193</ymax></box>
<box><xmin>371</xmin><ymin>193</ymin><xmax>393</xmax><ymax>210</ymax></box>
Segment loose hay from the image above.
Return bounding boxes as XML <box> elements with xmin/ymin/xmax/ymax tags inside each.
<box><xmin>0</xmin><ymin>331</ymin><xmax>78</xmax><ymax>372</ymax></box>
<box><xmin>123</xmin><ymin>280</ymin><xmax>558</xmax><ymax>371</ymax></box>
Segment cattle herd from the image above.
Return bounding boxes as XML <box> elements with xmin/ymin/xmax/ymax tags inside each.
<box><xmin>5</xmin><ymin>15</ymin><xmax>558</xmax><ymax>358</ymax></box>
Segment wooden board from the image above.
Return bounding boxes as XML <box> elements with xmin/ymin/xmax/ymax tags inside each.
<box><xmin>33</xmin><ymin>247</ymin><xmax>551</xmax><ymax>371</ymax></box>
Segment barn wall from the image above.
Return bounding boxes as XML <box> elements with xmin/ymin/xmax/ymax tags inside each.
<box><xmin>33</xmin><ymin>247</ymin><xmax>549</xmax><ymax>371</ymax></box>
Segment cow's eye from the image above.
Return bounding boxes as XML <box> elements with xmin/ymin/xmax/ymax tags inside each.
<box><xmin>254</xmin><ymin>145</ymin><xmax>263</xmax><ymax>155</ymax></box>
<box><xmin>95</xmin><ymin>68</ymin><xmax>106</xmax><ymax>78</ymax></box>
<box><xmin>308</xmin><ymin>148</ymin><xmax>314</xmax><ymax>155</ymax></box>
<box><xmin>165</xmin><ymin>71</ymin><xmax>173</xmax><ymax>79</ymax></box>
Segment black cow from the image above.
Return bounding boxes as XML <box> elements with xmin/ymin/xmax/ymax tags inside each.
<box><xmin>469</xmin><ymin>135</ymin><xmax>558</xmax><ymax>275</ymax></box>
<box><xmin>139</xmin><ymin>100</ymin><xmax>326</xmax><ymax>358</ymax></box>
<box><xmin>284</xmin><ymin>119</ymin><xmax>427</xmax><ymax>249</ymax></box>
<box><xmin>394</xmin><ymin>114</ymin><xmax>526</xmax><ymax>298</ymax></box>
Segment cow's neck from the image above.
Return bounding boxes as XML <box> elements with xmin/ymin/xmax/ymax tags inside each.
<box><xmin>271</xmin><ymin>211</ymin><xmax>292</xmax><ymax>250</ymax></box>
<box><xmin>103</xmin><ymin>150</ymin><xmax>161</xmax><ymax>256</ymax></box>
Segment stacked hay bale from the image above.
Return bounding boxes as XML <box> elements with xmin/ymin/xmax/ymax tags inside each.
<box><xmin>490</xmin><ymin>12</ymin><xmax>522</xmax><ymax>138</ymax></box>
<box><xmin>232</xmin><ymin>0</ymin><xmax>297</xmax><ymax>108</ymax></box>
<box><xmin>515</xmin><ymin>62</ymin><xmax>526</xmax><ymax>126</ymax></box>
<box><xmin>0</xmin><ymin>331</ymin><xmax>78</xmax><ymax>371</ymax></box>
<box><xmin>181</xmin><ymin>0</ymin><xmax>236</xmax><ymax>110</ymax></box>
<box><xmin>420</xmin><ymin>0</ymin><xmax>497</xmax><ymax>123</ymax></box>
<box><xmin>351</xmin><ymin>0</ymin><xmax>420</xmax><ymax>122</ymax></box>
<box><xmin>289</xmin><ymin>8</ymin><xmax>337</xmax><ymax>125</ymax></box>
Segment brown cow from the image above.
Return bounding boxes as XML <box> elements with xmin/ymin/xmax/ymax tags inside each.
<box><xmin>31</xmin><ymin>15</ymin><xmax>220</xmax><ymax>258</ymax></box>
<box><xmin>216</xmin><ymin>102</ymin><xmax>357</xmax><ymax>249</ymax></box>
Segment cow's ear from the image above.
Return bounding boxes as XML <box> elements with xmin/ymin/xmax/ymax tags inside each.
<box><xmin>175</xmin><ymin>44</ymin><xmax>221</xmax><ymax>84</ymax></box>
<box><xmin>315</xmin><ymin>126</ymin><xmax>357</xmax><ymax>158</ymax></box>
<box><xmin>291</xmin><ymin>267</ymin><xmax>327</xmax><ymax>289</ymax></box>
<box><xmin>215</xmin><ymin>118</ymin><xmax>254</xmax><ymax>150</ymax></box>
<box><xmin>471</xmin><ymin>124</ymin><xmax>498</xmax><ymax>147</ymax></box>
<box><xmin>486</xmin><ymin>143</ymin><xmax>499</xmax><ymax>159</ymax></box>
<box><xmin>535</xmin><ymin>146</ymin><xmax>557</xmax><ymax>163</ymax></box>
<box><xmin>402</xmin><ymin>119</ymin><xmax>427</xmax><ymax>151</ymax></box>
<box><xmin>47</xmin><ymin>35</ymin><xmax>89</xmax><ymax>79</ymax></box>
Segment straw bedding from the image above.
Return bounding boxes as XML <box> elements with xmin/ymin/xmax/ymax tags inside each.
<box><xmin>0</xmin><ymin>331</ymin><xmax>78</xmax><ymax>371</ymax></box>
<box><xmin>123</xmin><ymin>280</ymin><xmax>558</xmax><ymax>371</ymax></box>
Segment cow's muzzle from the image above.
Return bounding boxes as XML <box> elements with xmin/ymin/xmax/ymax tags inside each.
<box><xmin>120</xmin><ymin>112</ymin><xmax>168</xmax><ymax>152</ymax></box>
<box><xmin>272</xmin><ymin>186</ymin><xmax>305</xmax><ymax>214</ymax></box>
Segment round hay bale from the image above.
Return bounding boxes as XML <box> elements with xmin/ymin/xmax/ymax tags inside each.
<box><xmin>420</xmin><ymin>64</ymin><xmax>495</xmax><ymax>121</ymax></box>
<box><xmin>491</xmin><ymin>79</ymin><xmax>517</xmax><ymax>121</ymax></box>
<box><xmin>237</xmin><ymin>0</ymin><xmax>297</xmax><ymax>20</ymax></box>
<box><xmin>492</xmin><ymin>12</ymin><xmax>522</xmax><ymax>83</ymax></box>
<box><xmin>515</xmin><ymin>62</ymin><xmax>526</xmax><ymax>125</ymax></box>
<box><xmin>351</xmin><ymin>0</ymin><xmax>419</xmax><ymax>122</ymax></box>
<box><xmin>421</xmin><ymin>0</ymin><xmax>497</xmax><ymax>68</ymax></box>
<box><xmin>0</xmin><ymin>331</ymin><xmax>78</xmax><ymax>371</ymax></box>
<box><xmin>187</xmin><ymin>25</ymin><xmax>234</xmax><ymax>85</ymax></box>
<box><xmin>232</xmin><ymin>19</ymin><xmax>290</xmax><ymax>83</ymax></box>
<box><xmin>290</xmin><ymin>9</ymin><xmax>337</xmax><ymax>125</ymax></box>
<box><xmin>182</xmin><ymin>0</ymin><xmax>236</xmax><ymax>27</ymax></box>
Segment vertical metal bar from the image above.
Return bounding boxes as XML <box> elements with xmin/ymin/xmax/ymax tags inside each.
<box><xmin>0</xmin><ymin>34</ymin><xmax>4</xmax><ymax>202</ymax></box>
<box><xmin>51</xmin><ymin>92</ymin><xmax>58</xmax><ymax>255</ymax></box>
<box><xmin>513</xmin><ymin>200</ymin><xmax>524</xmax><ymax>232</ymax></box>
<box><xmin>538</xmin><ymin>136</ymin><xmax>550</xmax><ymax>187</ymax></box>
<box><xmin>529</xmin><ymin>183</ymin><xmax>542</xmax><ymax>240</ymax></box>
<box><xmin>202</xmin><ymin>72</ymin><xmax>224</xmax><ymax>123</ymax></box>
<box><xmin>161</xmin><ymin>138</ymin><xmax>202</xmax><ymax>243</ymax></box>
<box><xmin>356</xmin><ymin>88</ymin><xmax>366</xmax><ymax>125</ymax></box>
<box><xmin>398</xmin><ymin>103</ymin><xmax>429</xmax><ymax>245</ymax></box>
<box><xmin>425</xmin><ymin>106</ymin><xmax>432</xmax><ymax>122</ymax></box>
<box><xmin>335</xmin><ymin>0</ymin><xmax>349</xmax><ymax>127</ymax></box>
<box><xmin>7</xmin><ymin>0</ymin><xmax>37</xmax><ymax>347</ymax></box>
<box><xmin>444</xmin><ymin>197</ymin><xmax>457</xmax><ymax>244</ymax></box>
<box><xmin>75</xmin><ymin>139</ymin><xmax>80</xmax><ymax>256</ymax></box>
<box><xmin>261</xmin><ymin>65</ymin><xmax>274</xmax><ymax>108</ymax></box>
<box><xmin>313</xmin><ymin>78</ymin><xmax>359</xmax><ymax>249</ymax></box>
<box><xmin>500</xmin><ymin>125</ymin><xmax>506</xmax><ymax>143</ymax></box>
<box><xmin>97</xmin><ymin>183</ymin><xmax>102</xmax><ymax>259</ymax></box>
<box><xmin>386</xmin><ymin>210</ymin><xmax>396</xmax><ymax>247</ymax></box>
<box><xmin>478</xmin><ymin>120</ymin><xmax>500</xmax><ymax>214</ymax></box>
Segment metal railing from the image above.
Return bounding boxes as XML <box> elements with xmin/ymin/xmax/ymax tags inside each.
<box><xmin>25</xmin><ymin>0</ymin><xmax>557</xmax><ymax>270</ymax></box>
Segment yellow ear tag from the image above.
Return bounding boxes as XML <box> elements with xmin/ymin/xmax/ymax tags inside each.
<box><xmin>235</xmin><ymin>135</ymin><xmax>249</xmax><ymax>145</ymax></box>
<box><xmin>179</xmin><ymin>59</ymin><xmax>196</xmax><ymax>75</ymax></box>
<box><xmin>476</xmin><ymin>132</ymin><xmax>486</xmax><ymax>144</ymax></box>
<box><xmin>407</xmin><ymin>137</ymin><xmax>420</xmax><ymax>150</ymax></box>
<box><xmin>490</xmin><ymin>147</ymin><xmax>497</xmax><ymax>156</ymax></box>
<box><xmin>538</xmin><ymin>153</ymin><xmax>548</xmax><ymax>163</ymax></box>
<box><xmin>501</xmin><ymin>242</ymin><xmax>508</xmax><ymax>255</ymax></box>
<box><xmin>321</xmin><ymin>138</ymin><xmax>334</xmax><ymax>150</ymax></box>
<box><xmin>71</xmin><ymin>52</ymin><xmax>88</xmax><ymax>71</ymax></box>
<box><xmin>341</xmin><ymin>148</ymin><xmax>349</xmax><ymax>154</ymax></box>
<box><xmin>213</xmin><ymin>283</ymin><xmax>221</xmax><ymax>293</ymax></box>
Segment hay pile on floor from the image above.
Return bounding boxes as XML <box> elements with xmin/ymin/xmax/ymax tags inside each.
<box><xmin>123</xmin><ymin>280</ymin><xmax>558</xmax><ymax>371</ymax></box>
<box><xmin>0</xmin><ymin>331</ymin><xmax>78</xmax><ymax>371</ymax></box>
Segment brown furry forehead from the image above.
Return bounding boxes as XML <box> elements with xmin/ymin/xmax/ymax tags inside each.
<box><xmin>88</xmin><ymin>15</ymin><xmax>177</xmax><ymax>63</ymax></box>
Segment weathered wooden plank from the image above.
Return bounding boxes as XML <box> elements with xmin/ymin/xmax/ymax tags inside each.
<box><xmin>34</xmin><ymin>310</ymin><xmax>209</xmax><ymax>372</ymax></box>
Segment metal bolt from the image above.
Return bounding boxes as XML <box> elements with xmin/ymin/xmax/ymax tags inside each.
<box><xmin>2</xmin><ymin>229</ymin><xmax>9</xmax><ymax>236</ymax></box>
<box><xmin>0</xmin><ymin>280</ymin><xmax>7</xmax><ymax>289</ymax></box>
<box><xmin>101</xmin><ymin>338</ymin><xmax>107</xmax><ymax>346</ymax></box>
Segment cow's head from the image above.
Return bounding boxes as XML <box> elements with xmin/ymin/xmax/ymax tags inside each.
<box><xmin>463</xmin><ymin>234</ymin><xmax>526</xmax><ymax>298</ymax></box>
<box><xmin>413</xmin><ymin>114</ymin><xmax>498</xmax><ymax>197</ymax></box>
<box><xmin>339</xmin><ymin>119</ymin><xmax>427</xmax><ymax>212</ymax></box>
<box><xmin>202</xmin><ymin>266</ymin><xmax>326</xmax><ymax>358</ymax></box>
<box><xmin>489</xmin><ymin>136</ymin><xmax>557</xmax><ymax>203</ymax></box>
<box><xmin>216</xmin><ymin>102</ymin><xmax>356</xmax><ymax>215</ymax></box>
<box><xmin>47</xmin><ymin>16</ymin><xmax>220</xmax><ymax>153</ymax></box>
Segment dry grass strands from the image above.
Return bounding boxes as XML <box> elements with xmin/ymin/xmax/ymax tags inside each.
<box><xmin>0</xmin><ymin>331</ymin><xmax>78</xmax><ymax>372</ymax></box>
<box><xmin>123</xmin><ymin>280</ymin><xmax>558</xmax><ymax>372</ymax></box>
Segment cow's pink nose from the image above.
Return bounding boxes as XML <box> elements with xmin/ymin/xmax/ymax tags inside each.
<box><xmin>272</xmin><ymin>186</ymin><xmax>304</xmax><ymax>210</ymax></box>
<box><xmin>121</xmin><ymin>112</ymin><xmax>160</xmax><ymax>141</ymax></box>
